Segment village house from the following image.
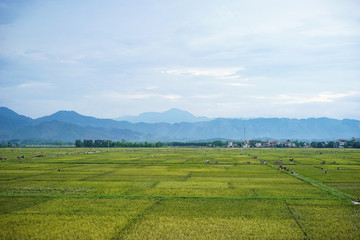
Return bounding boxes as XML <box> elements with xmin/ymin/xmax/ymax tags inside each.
<box><xmin>284</xmin><ymin>140</ymin><xmax>292</xmax><ymax>147</ymax></box>
<box><xmin>243</xmin><ymin>140</ymin><xmax>250</xmax><ymax>148</ymax></box>
<box><xmin>270</xmin><ymin>141</ymin><xmax>280</xmax><ymax>147</ymax></box>
<box><xmin>339</xmin><ymin>139</ymin><xmax>346</xmax><ymax>148</ymax></box>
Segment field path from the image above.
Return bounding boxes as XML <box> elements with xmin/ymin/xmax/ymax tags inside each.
<box><xmin>111</xmin><ymin>199</ymin><xmax>162</xmax><ymax>240</ymax></box>
<box><xmin>284</xmin><ymin>200</ymin><xmax>310</xmax><ymax>240</ymax></box>
<box><xmin>267</xmin><ymin>163</ymin><xmax>356</xmax><ymax>201</ymax></box>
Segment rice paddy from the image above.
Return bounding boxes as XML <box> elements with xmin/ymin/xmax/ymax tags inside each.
<box><xmin>0</xmin><ymin>147</ymin><xmax>359</xmax><ymax>239</ymax></box>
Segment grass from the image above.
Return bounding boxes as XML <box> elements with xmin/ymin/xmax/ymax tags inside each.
<box><xmin>0</xmin><ymin>147</ymin><xmax>359</xmax><ymax>239</ymax></box>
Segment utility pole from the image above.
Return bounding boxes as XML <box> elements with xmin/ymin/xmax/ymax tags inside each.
<box><xmin>333</xmin><ymin>138</ymin><xmax>335</xmax><ymax>161</ymax></box>
<box><xmin>244</xmin><ymin>127</ymin><xmax>246</xmax><ymax>142</ymax></box>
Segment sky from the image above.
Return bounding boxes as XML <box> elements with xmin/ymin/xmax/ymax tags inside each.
<box><xmin>0</xmin><ymin>0</ymin><xmax>359</xmax><ymax>120</ymax></box>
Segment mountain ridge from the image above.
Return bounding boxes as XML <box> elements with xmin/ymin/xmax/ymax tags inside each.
<box><xmin>115</xmin><ymin>108</ymin><xmax>211</xmax><ymax>123</ymax></box>
<box><xmin>0</xmin><ymin>107</ymin><xmax>359</xmax><ymax>142</ymax></box>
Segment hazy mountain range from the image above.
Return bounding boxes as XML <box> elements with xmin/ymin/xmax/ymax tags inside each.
<box><xmin>115</xmin><ymin>108</ymin><xmax>211</xmax><ymax>123</ymax></box>
<box><xmin>1</xmin><ymin>107</ymin><xmax>359</xmax><ymax>142</ymax></box>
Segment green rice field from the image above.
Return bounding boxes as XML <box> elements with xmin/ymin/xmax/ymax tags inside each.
<box><xmin>0</xmin><ymin>147</ymin><xmax>359</xmax><ymax>239</ymax></box>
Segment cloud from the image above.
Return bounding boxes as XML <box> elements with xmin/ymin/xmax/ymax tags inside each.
<box><xmin>103</xmin><ymin>92</ymin><xmax>182</xmax><ymax>101</ymax></box>
<box><xmin>161</xmin><ymin>67</ymin><xmax>244</xmax><ymax>79</ymax></box>
<box><xmin>0</xmin><ymin>1</ymin><xmax>359</xmax><ymax>119</ymax></box>
<box><xmin>252</xmin><ymin>91</ymin><xmax>360</xmax><ymax>105</ymax></box>
<box><xmin>283</xmin><ymin>91</ymin><xmax>359</xmax><ymax>104</ymax></box>
<box><xmin>146</xmin><ymin>85</ymin><xmax>160</xmax><ymax>90</ymax></box>
<box><xmin>225</xmin><ymin>82</ymin><xmax>250</xmax><ymax>87</ymax></box>
<box><xmin>190</xmin><ymin>94</ymin><xmax>222</xmax><ymax>99</ymax></box>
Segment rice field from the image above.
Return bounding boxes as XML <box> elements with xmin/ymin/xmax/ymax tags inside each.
<box><xmin>0</xmin><ymin>147</ymin><xmax>359</xmax><ymax>239</ymax></box>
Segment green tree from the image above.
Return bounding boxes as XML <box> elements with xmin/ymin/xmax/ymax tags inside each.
<box><xmin>212</xmin><ymin>140</ymin><xmax>225</xmax><ymax>147</ymax></box>
<box><xmin>83</xmin><ymin>139</ymin><xmax>93</xmax><ymax>147</ymax></box>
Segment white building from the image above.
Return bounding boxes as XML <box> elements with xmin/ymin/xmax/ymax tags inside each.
<box><xmin>339</xmin><ymin>139</ymin><xmax>346</xmax><ymax>148</ymax></box>
<box><xmin>284</xmin><ymin>140</ymin><xmax>292</xmax><ymax>147</ymax></box>
<box><xmin>270</xmin><ymin>141</ymin><xmax>280</xmax><ymax>147</ymax></box>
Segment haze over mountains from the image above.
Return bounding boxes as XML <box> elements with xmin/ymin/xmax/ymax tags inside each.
<box><xmin>115</xmin><ymin>108</ymin><xmax>211</xmax><ymax>123</ymax></box>
<box><xmin>0</xmin><ymin>107</ymin><xmax>359</xmax><ymax>143</ymax></box>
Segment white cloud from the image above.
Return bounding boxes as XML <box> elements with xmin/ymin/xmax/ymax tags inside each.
<box><xmin>146</xmin><ymin>85</ymin><xmax>160</xmax><ymax>90</ymax></box>
<box><xmin>103</xmin><ymin>92</ymin><xmax>182</xmax><ymax>101</ymax></box>
<box><xmin>254</xmin><ymin>91</ymin><xmax>360</xmax><ymax>105</ymax></box>
<box><xmin>225</xmin><ymin>82</ymin><xmax>250</xmax><ymax>87</ymax></box>
<box><xmin>220</xmin><ymin>75</ymin><xmax>241</xmax><ymax>80</ymax></box>
<box><xmin>161</xmin><ymin>67</ymin><xmax>244</xmax><ymax>79</ymax></box>
<box><xmin>162</xmin><ymin>94</ymin><xmax>182</xmax><ymax>100</ymax></box>
<box><xmin>190</xmin><ymin>94</ymin><xmax>222</xmax><ymax>99</ymax></box>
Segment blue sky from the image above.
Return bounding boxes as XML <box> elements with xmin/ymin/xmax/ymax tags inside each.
<box><xmin>0</xmin><ymin>0</ymin><xmax>359</xmax><ymax>119</ymax></box>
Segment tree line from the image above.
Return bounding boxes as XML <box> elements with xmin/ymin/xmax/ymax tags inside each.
<box><xmin>74</xmin><ymin>139</ymin><xmax>164</xmax><ymax>148</ymax></box>
<box><xmin>1</xmin><ymin>138</ymin><xmax>359</xmax><ymax>148</ymax></box>
<box><xmin>74</xmin><ymin>139</ymin><xmax>228</xmax><ymax>148</ymax></box>
<box><xmin>73</xmin><ymin>139</ymin><xmax>360</xmax><ymax>148</ymax></box>
<box><xmin>310</xmin><ymin>140</ymin><xmax>360</xmax><ymax>148</ymax></box>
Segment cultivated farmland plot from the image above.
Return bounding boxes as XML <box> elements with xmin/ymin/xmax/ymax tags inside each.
<box><xmin>0</xmin><ymin>147</ymin><xmax>359</xmax><ymax>239</ymax></box>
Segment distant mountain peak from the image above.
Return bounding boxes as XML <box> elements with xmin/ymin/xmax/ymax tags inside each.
<box><xmin>0</xmin><ymin>106</ymin><xmax>32</xmax><ymax>121</ymax></box>
<box><xmin>57</xmin><ymin>110</ymin><xmax>77</xmax><ymax>113</ymax></box>
<box><xmin>52</xmin><ymin>110</ymin><xmax>81</xmax><ymax>115</ymax></box>
<box><xmin>165</xmin><ymin>108</ymin><xmax>187</xmax><ymax>113</ymax></box>
<box><xmin>0</xmin><ymin>107</ymin><xmax>22</xmax><ymax>117</ymax></box>
<box><xmin>36</xmin><ymin>110</ymin><xmax>87</xmax><ymax>122</ymax></box>
<box><xmin>115</xmin><ymin>108</ymin><xmax>211</xmax><ymax>124</ymax></box>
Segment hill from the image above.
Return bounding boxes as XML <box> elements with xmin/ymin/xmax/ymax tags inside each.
<box><xmin>12</xmin><ymin>121</ymin><xmax>144</xmax><ymax>142</ymax></box>
<box><xmin>36</xmin><ymin>110</ymin><xmax>129</xmax><ymax>128</ymax></box>
<box><xmin>0</xmin><ymin>107</ymin><xmax>359</xmax><ymax>142</ymax></box>
<box><xmin>0</xmin><ymin>107</ymin><xmax>33</xmax><ymax>139</ymax></box>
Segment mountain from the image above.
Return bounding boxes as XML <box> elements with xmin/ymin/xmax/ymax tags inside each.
<box><xmin>0</xmin><ymin>108</ymin><xmax>147</xmax><ymax>142</ymax></box>
<box><xmin>14</xmin><ymin>120</ymin><xmax>100</xmax><ymax>142</ymax></box>
<box><xmin>0</xmin><ymin>107</ymin><xmax>33</xmax><ymax>139</ymax></box>
<box><xmin>1</xmin><ymin>107</ymin><xmax>359</xmax><ymax>142</ymax></box>
<box><xmin>0</xmin><ymin>107</ymin><xmax>32</xmax><ymax>122</ymax></box>
<box><xmin>164</xmin><ymin>118</ymin><xmax>360</xmax><ymax>140</ymax></box>
<box><xmin>36</xmin><ymin>110</ymin><xmax>129</xmax><ymax>128</ymax></box>
<box><xmin>115</xmin><ymin>108</ymin><xmax>211</xmax><ymax>123</ymax></box>
<box><xmin>12</xmin><ymin>121</ymin><xmax>145</xmax><ymax>142</ymax></box>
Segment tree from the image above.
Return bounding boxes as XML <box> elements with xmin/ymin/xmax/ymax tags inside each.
<box><xmin>83</xmin><ymin>139</ymin><xmax>93</xmax><ymax>147</ymax></box>
<box><xmin>212</xmin><ymin>140</ymin><xmax>225</xmax><ymax>147</ymax></box>
<box><xmin>353</xmin><ymin>142</ymin><xmax>360</xmax><ymax>148</ymax></box>
<box><xmin>326</xmin><ymin>141</ymin><xmax>335</xmax><ymax>148</ymax></box>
